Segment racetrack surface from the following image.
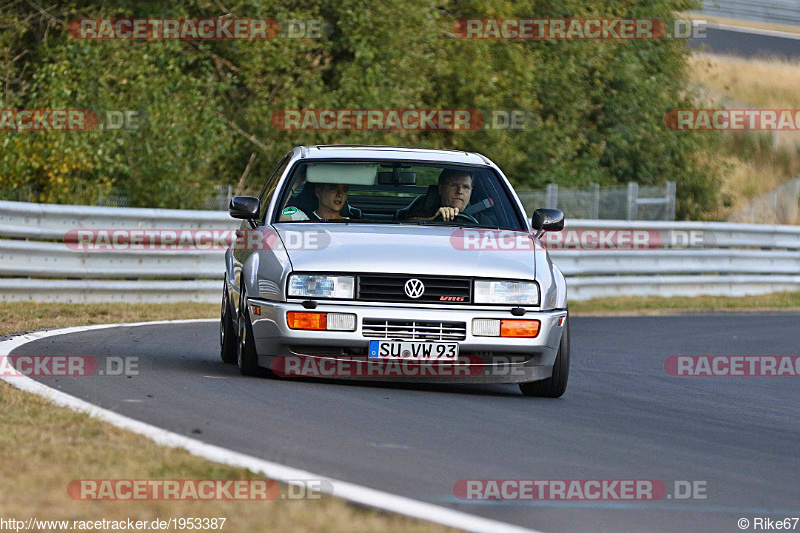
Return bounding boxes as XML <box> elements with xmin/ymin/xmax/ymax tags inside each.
<box><xmin>13</xmin><ymin>314</ymin><xmax>800</xmax><ymax>532</ymax></box>
<box><xmin>691</xmin><ymin>26</ymin><xmax>800</xmax><ymax>59</ymax></box>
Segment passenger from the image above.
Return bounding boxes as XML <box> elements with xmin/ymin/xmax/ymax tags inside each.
<box><xmin>313</xmin><ymin>183</ymin><xmax>350</xmax><ymax>220</ymax></box>
<box><xmin>280</xmin><ymin>182</ymin><xmax>350</xmax><ymax>221</ymax></box>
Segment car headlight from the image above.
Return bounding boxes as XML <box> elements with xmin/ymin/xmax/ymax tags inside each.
<box><xmin>287</xmin><ymin>275</ymin><xmax>355</xmax><ymax>299</ymax></box>
<box><xmin>474</xmin><ymin>280</ymin><xmax>539</xmax><ymax>305</ymax></box>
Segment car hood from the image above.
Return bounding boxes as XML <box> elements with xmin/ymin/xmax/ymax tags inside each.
<box><xmin>274</xmin><ymin>223</ymin><xmax>538</xmax><ymax>279</ymax></box>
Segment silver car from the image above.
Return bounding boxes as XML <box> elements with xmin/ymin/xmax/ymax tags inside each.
<box><xmin>220</xmin><ymin>145</ymin><xmax>569</xmax><ymax>397</ymax></box>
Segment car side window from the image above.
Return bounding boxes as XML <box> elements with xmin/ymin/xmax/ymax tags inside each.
<box><xmin>259</xmin><ymin>154</ymin><xmax>290</xmax><ymax>223</ymax></box>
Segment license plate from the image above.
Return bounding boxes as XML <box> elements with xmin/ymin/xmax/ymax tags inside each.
<box><xmin>368</xmin><ymin>340</ymin><xmax>459</xmax><ymax>360</ymax></box>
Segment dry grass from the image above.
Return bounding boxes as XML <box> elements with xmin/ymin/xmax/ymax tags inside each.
<box><xmin>0</xmin><ymin>302</ymin><xmax>218</xmax><ymax>336</ymax></box>
<box><xmin>0</xmin><ymin>382</ymin><xmax>452</xmax><ymax>532</ymax></box>
<box><xmin>0</xmin><ymin>303</ymin><xmax>455</xmax><ymax>532</ymax></box>
<box><xmin>5</xmin><ymin>292</ymin><xmax>799</xmax><ymax>334</ymax></box>
<box><xmin>570</xmin><ymin>290</ymin><xmax>800</xmax><ymax>315</ymax></box>
<box><xmin>687</xmin><ymin>53</ymin><xmax>800</xmax><ymax>219</ymax></box>
<box><xmin>703</xmin><ymin>151</ymin><xmax>800</xmax><ymax>221</ymax></box>
<box><xmin>689</xmin><ymin>53</ymin><xmax>800</xmax><ymax>109</ymax></box>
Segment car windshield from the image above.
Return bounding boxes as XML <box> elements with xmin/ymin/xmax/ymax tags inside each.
<box><xmin>273</xmin><ymin>161</ymin><xmax>525</xmax><ymax>230</ymax></box>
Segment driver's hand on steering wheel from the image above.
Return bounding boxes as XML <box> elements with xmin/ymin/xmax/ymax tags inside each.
<box><xmin>435</xmin><ymin>206</ymin><xmax>460</xmax><ymax>221</ymax></box>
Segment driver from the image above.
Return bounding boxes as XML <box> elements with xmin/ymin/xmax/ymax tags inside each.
<box><xmin>434</xmin><ymin>169</ymin><xmax>473</xmax><ymax>222</ymax></box>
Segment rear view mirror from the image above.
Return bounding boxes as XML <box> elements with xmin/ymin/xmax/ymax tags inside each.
<box><xmin>377</xmin><ymin>171</ymin><xmax>416</xmax><ymax>185</ymax></box>
<box><xmin>229</xmin><ymin>196</ymin><xmax>260</xmax><ymax>220</ymax></box>
<box><xmin>531</xmin><ymin>208</ymin><xmax>564</xmax><ymax>231</ymax></box>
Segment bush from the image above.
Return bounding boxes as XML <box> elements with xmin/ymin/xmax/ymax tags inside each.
<box><xmin>0</xmin><ymin>0</ymin><xmax>718</xmax><ymax>217</ymax></box>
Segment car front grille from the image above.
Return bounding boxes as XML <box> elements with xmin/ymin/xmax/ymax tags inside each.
<box><xmin>362</xmin><ymin>319</ymin><xmax>467</xmax><ymax>341</ymax></box>
<box><xmin>357</xmin><ymin>275</ymin><xmax>471</xmax><ymax>304</ymax></box>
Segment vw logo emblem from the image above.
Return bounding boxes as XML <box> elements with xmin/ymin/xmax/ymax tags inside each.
<box><xmin>404</xmin><ymin>278</ymin><xmax>425</xmax><ymax>299</ymax></box>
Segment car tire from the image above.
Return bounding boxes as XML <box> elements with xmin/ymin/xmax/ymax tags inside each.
<box><xmin>519</xmin><ymin>313</ymin><xmax>570</xmax><ymax>398</ymax></box>
<box><xmin>220</xmin><ymin>282</ymin><xmax>237</xmax><ymax>364</ymax></box>
<box><xmin>236</xmin><ymin>288</ymin><xmax>262</xmax><ymax>376</ymax></box>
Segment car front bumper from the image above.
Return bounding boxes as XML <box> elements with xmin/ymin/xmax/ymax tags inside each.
<box><xmin>247</xmin><ymin>298</ymin><xmax>567</xmax><ymax>384</ymax></box>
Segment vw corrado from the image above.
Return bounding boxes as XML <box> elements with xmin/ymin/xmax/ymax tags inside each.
<box><xmin>220</xmin><ymin>145</ymin><xmax>569</xmax><ymax>397</ymax></box>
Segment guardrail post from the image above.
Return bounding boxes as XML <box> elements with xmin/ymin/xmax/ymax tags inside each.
<box><xmin>546</xmin><ymin>184</ymin><xmax>558</xmax><ymax>209</ymax></box>
<box><xmin>666</xmin><ymin>181</ymin><xmax>676</xmax><ymax>221</ymax></box>
<box><xmin>626</xmin><ymin>182</ymin><xmax>639</xmax><ymax>220</ymax></box>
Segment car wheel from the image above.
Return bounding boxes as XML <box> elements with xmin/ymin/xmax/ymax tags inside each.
<box><xmin>220</xmin><ymin>282</ymin><xmax>237</xmax><ymax>364</ymax></box>
<box><xmin>519</xmin><ymin>313</ymin><xmax>570</xmax><ymax>398</ymax></box>
<box><xmin>236</xmin><ymin>288</ymin><xmax>262</xmax><ymax>376</ymax></box>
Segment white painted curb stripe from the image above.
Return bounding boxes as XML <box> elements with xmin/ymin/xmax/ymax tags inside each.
<box><xmin>0</xmin><ymin>320</ymin><xmax>541</xmax><ymax>533</ymax></box>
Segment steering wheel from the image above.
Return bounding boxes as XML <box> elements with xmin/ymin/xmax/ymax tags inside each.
<box><xmin>433</xmin><ymin>212</ymin><xmax>479</xmax><ymax>224</ymax></box>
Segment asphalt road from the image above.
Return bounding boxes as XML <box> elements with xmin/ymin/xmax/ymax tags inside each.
<box><xmin>691</xmin><ymin>26</ymin><xmax>800</xmax><ymax>59</ymax></box>
<box><xmin>13</xmin><ymin>314</ymin><xmax>800</xmax><ymax>532</ymax></box>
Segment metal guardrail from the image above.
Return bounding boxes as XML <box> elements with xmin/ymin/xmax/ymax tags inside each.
<box><xmin>0</xmin><ymin>200</ymin><xmax>234</xmax><ymax>236</ymax></box>
<box><xmin>696</xmin><ymin>0</ymin><xmax>800</xmax><ymax>26</ymax></box>
<box><xmin>564</xmin><ymin>219</ymin><xmax>800</xmax><ymax>249</ymax></box>
<box><xmin>0</xmin><ymin>239</ymin><xmax>221</xmax><ymax>279</ymax></box>
<box><xmin>0</xmin><ymin>200</ymin><xmax>237</xmax><ymax>303</ymax></box>
<box><xmin>550</xmin><ymin>220</ymin><xmax>800</xmax><ymax>299</ymax></box>
<box><xmin>0</xmin><ymin>279</ymin><xmax>222</xmax><ymax>303</ymax></box>
<box><xmin>1</xmin><ymin>200</ymin><xmax>799</xmax><ymax>303</ymax></box>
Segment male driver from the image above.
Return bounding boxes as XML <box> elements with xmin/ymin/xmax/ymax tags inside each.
<box><xmin>435</xmin><ymin>169</ymin><xmax>473</xmax><ymax>221</ymax></box>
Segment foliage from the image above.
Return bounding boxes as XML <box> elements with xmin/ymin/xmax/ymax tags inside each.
<box><xmin>0</xmin><ymin>0</ymin><xmax>718</xmax><ymax>217</ymax></box>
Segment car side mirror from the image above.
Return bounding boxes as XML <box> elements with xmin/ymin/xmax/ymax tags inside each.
<box><xmin>229</xmin><ymin>196</ymin><xmax>260</xmax><ymax>220</ymax></box>
<box><xmin>531</xmin><ymin>208</ymin><xmax>564</xmax><ymax>231</ymax></box>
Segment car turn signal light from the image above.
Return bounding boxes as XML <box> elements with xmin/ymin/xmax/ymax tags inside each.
<box><xmin>500</xmin><ymin>320</ymin><xmax>540</xmax><ymax>338</ymax></box>
<box><xmin>286</xmin><ymin>312</ymin><xmax>356</xmax><ymax>331</ymax></box>
<box><xmin>287</xmin><ymin>312</ymin><xmax>327</xmax><ymax>330</ymax></box>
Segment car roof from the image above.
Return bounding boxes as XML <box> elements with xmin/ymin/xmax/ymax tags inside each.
<box><xmin>294</xmin><ymin>145</ymin><xmax>493</xmax><ymax>166</ymax></box>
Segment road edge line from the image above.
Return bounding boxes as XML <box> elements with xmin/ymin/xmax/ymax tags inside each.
<box><xmin>0</xmin><ymin>320</ymin><xmax>541</xmax><ymax>533</ymax></box>
<box><xmin>704</xmin><ymin>21</ymin><xmax>800</xmax><ymax>40</ymax></box>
